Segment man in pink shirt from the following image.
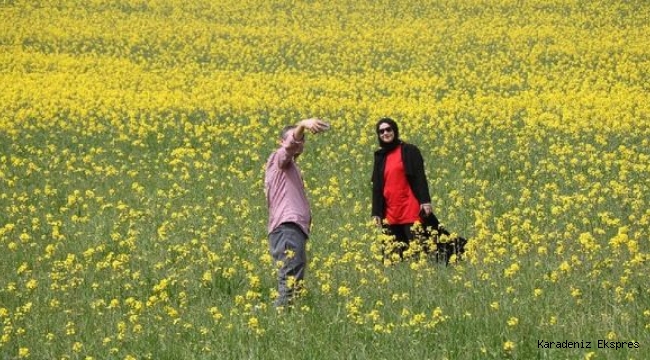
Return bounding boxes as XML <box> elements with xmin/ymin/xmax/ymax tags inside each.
<box><xmin>265</xmin><ymin>118</ymin><xmax>329</xmax><ymax>307</ymax></box>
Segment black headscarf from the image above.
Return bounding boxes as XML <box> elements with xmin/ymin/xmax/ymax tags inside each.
<box><xmin>376</xmin><ymin>117</ymin><xmax>402</xmax><ymax>153</ymax></box>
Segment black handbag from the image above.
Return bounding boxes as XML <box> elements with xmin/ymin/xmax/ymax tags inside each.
<box><xmin>418</xmin><ymin>210</ymin><xmax>468</xmax><ymax>265</ymax></box>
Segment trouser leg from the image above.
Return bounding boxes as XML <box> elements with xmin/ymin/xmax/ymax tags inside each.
<box><xmin>268</xmin><ymin>223</ymin><xmax>307</xmax><ymax>306</ymax></box>
<box><xmin>384</xmin><ymin>224</ymin><xmax>414</xmax><ymax>260</ymax></box>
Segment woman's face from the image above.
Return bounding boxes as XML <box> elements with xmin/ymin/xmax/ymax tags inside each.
<box><xmin>378</xmin><ymin>123</ymin><xmax>395</xmax><ymax>143</ymax></box>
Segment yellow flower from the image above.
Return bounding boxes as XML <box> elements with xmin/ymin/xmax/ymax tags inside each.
<box><xmin>201</xmin><ymin>270</ymin><xmax>212</xmax><ymax>284</ymax></box>
<box><xmin>108</xmin><ymin>299</ymin><xmax>119</xmax><ymax>308</ymax></box>
<box><xmin>321</xmin><ymin>283</ymin><xmax>331</xmax><ymax>293</ymax></box>
<box><xmin>507</xmin><ymin>317</ymin><xmax>519</xmax><ymax>327</ymax></box>
<box><xmin>504</xmin><ymin>262</ymin><xmax>520</xmax><ymax>278</ymax></box>
<box><xmin>16</xmin><ymin>262</ymin><xmax>29</xmax><ymax>274</ymax></box>
<box><xmin>338</xmin><ymin>286</ymin><xmax>351</xmax><ymax>297</ymax></box>
<box><xmin>209</xmin><ymin>307</ymin><xmax>223</xmax><ymax>321</ymax></box>
<box><xmin>570</xmin><ymin>287</ymin><xmax>582</xmax><ymax>298</ymax></box>
<box><xmin>559</xmin><ymin>261</ymin><xmax>571</xmax><ymax>272</ymax></box>
<box><xmin>25</xmin><ymin>279</ymin><xmax>38</xmax><ymax>290</ymax></box>
<box><xmin>503</xmin><ymin>340</ymin><xmax>515</xmax><ymax>352</ymax></box>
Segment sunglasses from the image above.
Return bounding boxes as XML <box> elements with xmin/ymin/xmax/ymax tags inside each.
<box><xmin>378</xmin><ymin>127</ymin><xmax>393</xmax><ymax>134</ymax></box>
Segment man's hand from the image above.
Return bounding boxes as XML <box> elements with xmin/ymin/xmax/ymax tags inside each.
<box><xmin>298</xmin><ymin>118</ymin><xmax>330</xmax><ymax>136</ymax></box>
<box><xmin>420</xmin><ymin>203</ymin><xmax>432</xmax><ymax>216</ymax></box>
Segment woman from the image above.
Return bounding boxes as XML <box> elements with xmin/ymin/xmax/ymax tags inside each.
<box><xmin>371</xmin><ymin>117</ymin><xmax>433</xmax><ymax>259</ymax></box>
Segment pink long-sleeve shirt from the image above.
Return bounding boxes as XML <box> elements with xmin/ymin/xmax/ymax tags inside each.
<box><xmin>265</xmin><ymin>132</ymin><xmax>311</xmax><ymax>236</ymax></box>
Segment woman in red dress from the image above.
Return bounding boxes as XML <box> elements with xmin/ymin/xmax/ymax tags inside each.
<box><xmin>371</xmin><ymin>118</ymin><xmax>433</xmax><ymax>259</ymax></box>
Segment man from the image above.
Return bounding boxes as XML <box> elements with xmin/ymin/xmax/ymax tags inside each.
<box><xmin>264</xmin><ymin>118</ymin><xmax>329</xmax><ymax>307</ymax></box>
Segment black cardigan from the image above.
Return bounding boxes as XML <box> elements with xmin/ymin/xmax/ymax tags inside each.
<box><xmin>371</xmin><ymin>143</ymin><xmax>432</xmax><ymax>218</ymax></box>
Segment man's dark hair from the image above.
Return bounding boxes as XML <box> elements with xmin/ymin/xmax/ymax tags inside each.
<box><xmin>281</xmin><ymin>125</ymin><xmax>297</xmax><ymax>140</ymax></box>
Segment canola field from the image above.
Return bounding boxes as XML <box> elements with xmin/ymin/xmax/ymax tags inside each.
<box><xmin>1</xmin><ymin>0</ymin><xmax>649</xmax><ymax>359</ymax></box>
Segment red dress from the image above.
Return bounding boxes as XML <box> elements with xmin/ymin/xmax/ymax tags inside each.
<box><xmin>383</xmin><ymin>145</ymin><xmax>421</xmax><ymax>225</ymax></box>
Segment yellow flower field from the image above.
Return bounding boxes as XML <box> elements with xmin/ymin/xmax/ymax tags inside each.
<box><xmin>0</xmin><ymin>0</ymin><xmax>649</xmax><ymax>359</ymax></box>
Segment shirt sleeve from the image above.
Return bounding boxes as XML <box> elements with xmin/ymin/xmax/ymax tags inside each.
<box><xmin>371</xmin><ymin>152</ymin><xmax>385</xmax><ymax>218</ymax></box>
<box><xmin>404</xmin><ymin>144</ymin><xmax>432</xmax><ymax>204</ymax></box>
<box><xmin>276</xmin><ymin>131</ymin><xmax>305</xmax><ymax>168</ymax></box>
